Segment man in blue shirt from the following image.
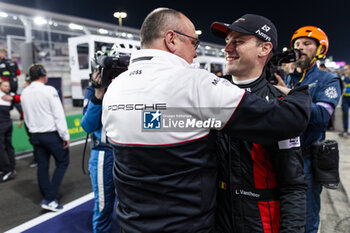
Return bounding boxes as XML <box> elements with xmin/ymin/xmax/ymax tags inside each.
<box><xmin>283</xmin><ymin>26</ymin><xmax>341</xmax><ymax>233</ymax></box>
<box><xmin>339</xmin><ymin>64</ymin><xmax>350</xmax><ymax>137</ymax></box>
<box><xmin>81</xmin><ymin>70</ymin><xmax>115</xmax><ymax>233</ymax></box>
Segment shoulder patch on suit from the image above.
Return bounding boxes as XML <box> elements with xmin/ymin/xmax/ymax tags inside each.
<box><xmin>325</xmin><ymin>86</ymin><xmax>338</xmax><ymax>99</ymax></box>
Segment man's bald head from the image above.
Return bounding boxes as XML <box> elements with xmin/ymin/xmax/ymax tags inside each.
<box><xmin>140</xmin><ymin>8</ymin><xmax>185</xmax><ymax>48</ymax></box>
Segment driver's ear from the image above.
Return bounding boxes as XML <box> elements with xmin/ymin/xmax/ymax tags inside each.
<box><xmin>258</xmin><ymin>42</ymin><xmax>273</xmax><ymax>57</ymax></box>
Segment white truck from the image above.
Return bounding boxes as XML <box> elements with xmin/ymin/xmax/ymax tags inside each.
<box><xmin>68</xmin><ymin>34</ymin><xmax>140</xmax><ymax>106</ymax></box>
<box><xmin>68</xmin><ymin>34</ymin><xmax>226</xmax><ymax>106</ymax></box>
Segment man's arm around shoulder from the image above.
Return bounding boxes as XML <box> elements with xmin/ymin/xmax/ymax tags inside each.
<box><xmin>224</xmin><ymin>85</ymin><xmax>311</xmax><ymax>144</ymax></box>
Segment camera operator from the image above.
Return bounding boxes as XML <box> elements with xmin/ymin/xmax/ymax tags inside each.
<box><xmin>80</xmin><ymin>50</ymin><xmax>126</xmax><ymax>232</ymax></box>
<box><xmin>279</xmin><ymin>26</ymin><xmax>341</xmax><ymax>233</ymax></box>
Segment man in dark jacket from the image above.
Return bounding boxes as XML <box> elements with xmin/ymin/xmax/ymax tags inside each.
<box><xmin>0</xmin><ymin>48</ymin><xmax>21</xmax><ymax>93</ymax></box>
<box><xmin>211</xmin><ymin>14</ymin><xmax>307</xmax><ymax>233</ymax></box>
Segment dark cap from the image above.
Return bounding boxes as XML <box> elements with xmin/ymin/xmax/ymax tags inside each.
<box><xmin>211</xmin><ymin>14</ymin><xmax>278</xmax><ymax>49</ymax></box>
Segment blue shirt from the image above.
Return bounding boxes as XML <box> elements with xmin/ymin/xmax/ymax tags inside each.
<box><xmin>81</xmin><ymin>86</ymin><xmax>110</xmax><ymax>149</ymax></box>
<box><xmin>285</xmin><ymin>65</ymin><xmax>341</xmax><ymax>148</ymax></box>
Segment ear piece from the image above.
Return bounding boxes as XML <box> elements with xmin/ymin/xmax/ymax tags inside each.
<box><xmin>37</xmin><ymin>66</ymin><xmax>47</xmax><ymax>77</ymax></box>
<box><xmin>29</xmin><ymin>64</ymin><xmax>47</xmax><ymax>81</ymax></box>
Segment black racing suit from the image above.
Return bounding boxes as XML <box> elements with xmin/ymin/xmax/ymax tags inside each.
<box><xmin>0</xmin><ymin>58</ymin><xmax>21</xmax><ymax>93</ymax></box>
<box><xmin>0</xmin><ymin>57</ymin><xmax>23</xmax><ymax>116</ymax></box>
<box><xmin>216</xmin><ymin>71</ymin><xmax>307</xmax><ymax>233</ymax></box>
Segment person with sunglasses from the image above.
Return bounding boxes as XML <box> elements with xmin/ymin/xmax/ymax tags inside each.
<box><xmin>102</xmin><ymin>8</ymin><xmax>311</xmax><ymax>233</ymax></box>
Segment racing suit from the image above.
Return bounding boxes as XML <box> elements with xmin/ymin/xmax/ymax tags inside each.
<box><xmin>340</xmin><ymin>74</ymin><xmax>350</xmax><ymax>133</ymax></box>
<box><xmin>81</xmin><ymin>86</ymin><xmax>115</xmax><ymax>233</ymax></box>
<box><xmin>216</xmin><ymin>71</ymin><xmax>307</xmax><ymax>233</ymax></box>
<box><xmin>0</xmin><ymin>57</ymin><xmax>21</xmax><ymax>93</ymax></box>
<box><xmin>285</xmin><ymin>65</ymin><xmax>341</xmax><ymax>233</ymax></box>
<box><xmin>102</xmin><ymin>49</ymin><xmax>311</xmax><ymax>233</ymax></box>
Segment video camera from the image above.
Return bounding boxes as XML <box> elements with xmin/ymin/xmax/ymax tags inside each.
<box><xmin>266</xmin><ymin>49</ymin><xmax>301</xmax><ymax>85</ymax></box>
<box><xmin>90</xmin><ymin>51</ymin><xmax>130</xmax><ymax>88</ymax></box>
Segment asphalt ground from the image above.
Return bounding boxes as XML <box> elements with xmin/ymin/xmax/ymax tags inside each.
<box><xmin>319</xmin><ymin>132</ymin><xmax>350</xmax><ymax>233</ymax></box>
<box><xmin>0</xmin><ymin>140</ymin><xmax>92</xmax><ymax>233</ymax></box>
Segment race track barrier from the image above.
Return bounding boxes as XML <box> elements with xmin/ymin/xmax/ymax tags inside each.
<box><xmin>12</xmin><ymin>113</ymin><xmax>87</xmax><ymax>155</ymax></box>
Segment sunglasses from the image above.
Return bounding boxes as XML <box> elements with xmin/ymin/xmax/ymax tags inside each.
<box><xmin>173</xmin><ymin>30</ymin><xmax>200</xmax><ymax>49</ymax></box>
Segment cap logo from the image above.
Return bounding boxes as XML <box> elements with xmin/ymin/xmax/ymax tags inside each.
<box><xmin>255</xmin><ymin>29</ymin><xmax>271</xmax><ymax>42</ymax></box>
<box><xmin>261</xmin><ymin>25</ymin><xmax>271</xmax><ymax>32</ymax></box>
<box><xmin>235</xmin><ymin>18</ymin><xmax>246</xmax><ymax>23</ymax></box>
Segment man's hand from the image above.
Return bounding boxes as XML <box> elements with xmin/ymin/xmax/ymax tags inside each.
<box><xmin>273</xmin><ymin>73</ymin><xmax>287</xmax><ymax>87</ymax></box>
<box><xmin>92</xmin><ymin>70</ymin><xmax>106</xmax><ymax>99</ymax></box>
<box><xmin>2</xmin><ymin>94</ymin><xmax>13</xmax><ymax>101</ymax></box>
<box><xmin>17</xmin><ymin>120</ymin><xmax>22</xmax><ymax>128</ymax></box>
<box><xmin>273</xmin><ymin>72</ymin><xmax>292</xmax><ymax>95</ymax></box>
<box><xmin>274</xmin><ymin>85</ymin><xmax>292</xmax><ymax>95</ymax></box>
<box><xmin>63</xmin><ymin>140</ymin><xmax>70</xmax><ymax>149</ymax></box>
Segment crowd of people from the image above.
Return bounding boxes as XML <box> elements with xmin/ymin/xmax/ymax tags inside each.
<box><xmin>0</xmin><ymin>50</ymin><xmax>70</xmax><ymax>211</ymax></box>
<box><xmin>1</xmin><ymin>6</ymin><xmax>350</xmax><ymax>233</ymax></box>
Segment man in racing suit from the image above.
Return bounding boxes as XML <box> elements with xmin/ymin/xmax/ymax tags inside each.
<box><xmin>0</xmin><ymin>48</ymin><xmax>21</xmax><ymax>93</ymax></box>
<box><xmin>81</xmin><ymin>70</ymin><xmax>115</xmax><ymax>233</ymax></box>
<box><xmin>282</xmin><ymin>26</ymin><xmax>341</xmax><ymax>233</ymax></box>
<box><xmin>102</xmin><ymin>8</ymin><xmax>311</xmax><ymax>233</ymax></box>
<box><xmin>211</xmin><ymin>14</ymin><xmax>307</xmax><ymax>233</ymax></box>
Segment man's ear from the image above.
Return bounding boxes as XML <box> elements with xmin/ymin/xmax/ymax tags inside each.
<box><xmin>259</xmin><ymin>42</ymin><xmax>273</xmax><ymax>57</ymax></box>
<box><xmin>164</xmin><ymin>30</ymin><xmax>177</xmax><ymax>53</ymax></box>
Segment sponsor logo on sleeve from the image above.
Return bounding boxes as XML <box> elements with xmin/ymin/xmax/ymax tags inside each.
<box><xmin>325</xmin><ymin>86</ymin><xmax>338</xmax><ymax>99</ymax></box>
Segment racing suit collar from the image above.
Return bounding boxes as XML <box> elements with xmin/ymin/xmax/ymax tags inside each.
<box><xmin>231</xmin><ymin>69</ymin><xmax>268</xmax><ymax>93</ymax></box>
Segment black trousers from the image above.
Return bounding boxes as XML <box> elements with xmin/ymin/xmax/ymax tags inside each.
<box><xmin>0</xmin><ymin>119</ymin><xmax>15</xmax><ymax>173</ymax></box>
<box><xmin>30</xmin><ymin>132</ymin><xmax>69</xmax><ymax>201</ymax></box>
